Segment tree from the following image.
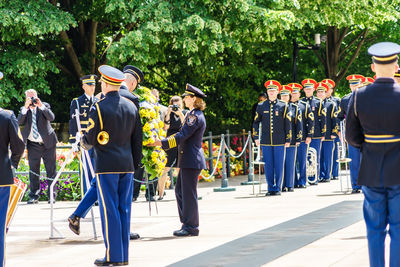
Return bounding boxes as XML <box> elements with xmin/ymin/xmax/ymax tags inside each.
<box><xmin>287</xmin><ymin>0</ymin><xmax>400</xmax><ymax>88</ymax></box>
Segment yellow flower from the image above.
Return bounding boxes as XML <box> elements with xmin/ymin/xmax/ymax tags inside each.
<box><xmin>143</xmin><ymin>123</ymin><xmax>151</xmax><ymax>132</ymax></box>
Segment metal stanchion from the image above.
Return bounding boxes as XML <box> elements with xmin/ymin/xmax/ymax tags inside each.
<box><xmin>214</xmin><ymin>135</ymin><xmax>236</xmax><ymax>192</ymax></box>
<box><xmin>226</xmin><ymin>130</ymin><xmax>231</xmax><ymax>177</ymax></box>
<box><xmin>241</xmin><ymin>131</ymin><xmax>259</xmax><ymax>185</ymax></box>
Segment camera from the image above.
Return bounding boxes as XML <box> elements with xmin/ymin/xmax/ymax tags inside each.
<box><xmin>172</xmin><ymin>104</ymin><xmax>179</xmax><ymax>112</ymax></box>
<box><xmin>30</xmin><ymin>97</ymin><xmax>38</xmax><ymax>107</ymax></box>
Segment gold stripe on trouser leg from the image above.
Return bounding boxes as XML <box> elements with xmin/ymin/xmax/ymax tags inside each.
<box><xmin>96</xmin><ymin>174</ymin><xmax>110</xmax><ymax>261</ymax></box>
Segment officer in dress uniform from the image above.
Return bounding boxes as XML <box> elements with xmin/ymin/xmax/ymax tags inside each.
<box><xmin>120</xmin><ymin>65</ymin><xmax>143</xmax><ymax>110</ymax></box>
<box><xmin>151</xmin><ymin>83</ymin><xmax>207</xmax><ymax>237</ymax></box>
<box><xmin>346</xmin><ymin>42</ymin><xmax>400</xmax><ymax>267</ymax></box>
<box><xmin>253</xmin><ymin>80</ymin><xmax>292</xmax><ymax>196</ymax></box>
<box><xmin>69</xmin><ymin>75</ymin><xmax>98</xmax><ymax>194</ymax></box>
<box><xmin>289</xmin><ymin>83</ymin><xmax>314</xmax><ymax>188</ymax></box>
<box><xmin>280</xmin><ymin>85</ymin><xmax>302</xmax><ymax>192</ymax></box>
<box><xmin>323</xmin><ymin>79</ymin><xmax>341</xmax><ymax>180</ymax></box>
<box><xmin>120</xmin><ymin>65</ymin><xmax>144</xmax><ymax>239</ymax></box>
<box><xmin>339</xmin><ymin>74</ymin><xmax>364</xmax><ymax>193</ymax></box>
<box><xmin>316</xmin><ymin>82</ymin><xmax>339</xmax><ymax>182</ymax></box>
<box><xmin>67</xmin><ymin>74</ymin><xmax>99</xmax><ymax>235</ymax></box>
<box><xmin>81</xmin><ymin>65</ymin><xmax>142</xmax><ymax>266</ymax></box>
<box><xmin>0</xmin><ymin>71</ymin><xmax>25</xmax><ymax>267</ymax></box>
<box><xmin>301</xmin><ymin>79</ymin><xmax>327</xmax><ymax>184</ymax></box>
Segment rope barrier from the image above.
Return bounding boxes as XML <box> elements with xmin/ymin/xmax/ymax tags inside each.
<box><xmin>224</xmin><ymin>134</ymin><xmax>251</xmax><ymax>159</ymax></box>
<box><xmin>200</xmin><ymin>136</ymin><xmax>224</xmax><ymax>179</ymax></box>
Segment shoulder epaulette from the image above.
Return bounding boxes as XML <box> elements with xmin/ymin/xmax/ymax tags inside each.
<box><xmin>257</xmin><ymin>100</ymin><xmax>266</xmax><ymax>105</ymax></box>
<box><xmin>73</xmin><ymin>97</ymin><xmax>78</xmax><ymax>100</ymax></box>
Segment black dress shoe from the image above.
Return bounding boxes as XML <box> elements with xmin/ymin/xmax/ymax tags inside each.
<box><xmin>68</xmin><ymin>214</ymin><xmax>80</xmax><ymax>235</ymax></box>
<box><xmin>287</xmin><ymin>188</ymin><xmax>294</xmax><ymax>192</ymax></box>
<box><xmin>274</xmin><ymin>191</ymin><xmax>281</xmax><ymax>196</ymax></box>
<box><xmin>132</xmin><ymin>197</ymin><xmax>137</xmax><ymax>202</ymax></box>
<box><xmin>27</xmin><ymin>198</ymin><xmax>38</xmax><ymax>204</ymax></box>
<box><xmin>282</xmin><ymin>187</ymin><xmax>287</xmax><ymax>192</ymax></box>
<box><xmin>351</xmin><ymin>189</ymin><xmax>361</xmax><ymax>194</ymax></box>
<box><xmin>94</xmin><ymin>258</ymin><xmax>127</xmax><ymax>266</ymax></box>
<box><xmin>265</xmin><ymin>191</ymin><xmax>275</xmax><ymax>196</ymax></box>
<box><xmin>298</xmin><ymin>185</ymin><xmax>307</xmax><ymax>189</ymax></box>
<box><xmin>332</xmin><ymin>176</ymin><xmax>339</xmax><ymax>180</ymax></box>
<box><xmin>173</xmin><ymin>229</ymin><xmax>199</xmax><ymax>237</ymax></box>
<box><xmin>130</xmin><ymin>232</ymin><xmax>140</xmax><ymax>240</ymax></box>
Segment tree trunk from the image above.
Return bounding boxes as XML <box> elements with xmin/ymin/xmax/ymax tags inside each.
<box><xmin>89</xmin><ymin>20</ymin><xmax>98</xmax><ymax>73</ymax></box>
<box><xmin>316</xmin><ymin>26</ymin><xmax>369</xmax><ymax>92</ymax></box>
<box><xmin>60</xmin><ymin>31</ymin><xmax>83</xmax><ymax>79</ymax></box>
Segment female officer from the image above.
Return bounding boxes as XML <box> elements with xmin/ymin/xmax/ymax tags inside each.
<box><xmin>157</xmin><ymin>96</ymin><xmax>187</xmax><ymax>200</ymax></box>
<box><xmin>151</xmin><ymin>84</ymin><xmax>206</xmax><ymax>237</ymax></box>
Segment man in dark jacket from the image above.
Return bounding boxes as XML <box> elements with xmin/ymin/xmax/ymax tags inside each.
<box><xmin>18</xmin><ymin>89</ymin><xmax>58</xmax><ymax>204</ymax></box>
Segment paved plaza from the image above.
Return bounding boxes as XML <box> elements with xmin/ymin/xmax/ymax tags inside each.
<box><xmin>6</xmin><ymin>175</ymin><xmax>376</xmax><ymax>267</ymax></box>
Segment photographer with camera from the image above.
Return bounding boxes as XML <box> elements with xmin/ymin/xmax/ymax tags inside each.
<box><xmin>157</xmin><ymin>96</ymin><xmax>187</xmax><ymax>200</ymax></box>
<box><xmin>18</xmin><ymin>89</ymin><xmax>58</xmax><ymax>204</ymax></box>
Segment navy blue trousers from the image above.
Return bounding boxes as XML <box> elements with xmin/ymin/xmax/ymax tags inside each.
<box><xmin>295</xmin><ymin>141</ymin><xmax>308</xmax><ymax>186</ymax></box>
<box><xmin>362</xmin><ymin>185</ymin><xmax>400</xmax><ymax>267</ymax></box>
<box><xmin>175</xmin><ymin>168</ymin><xmax>201</xmax><ymax>232</ymax></box>
<box><xmin>96</xmin><ymin>173</ymin><xmax>133</xmax><ymax>263</ymax></box>
<box><xmin>348</xmin><ymin>144</ymin><xmax>361</xmax><ymax>190</ymax></box>
<box><xmin>0</xmin><ymin>187</ymin><xmax>10</xmax><ymax>267</ymax></box>
<box><xmin>320</xmin><ymin>140</ymin><xmax>334</xmax><ymax>180</ymax></box>
<box><xmin>332</xmin><ymin>136</ymin><xmax>340</xmax><ymax>177</ymax></box>
<box><xmin>73</xmin><ymin>178</ymin><xmax>97</xmax><ymax>218</ymax></box>
<box><xmin>262</xmin><ymin>145</ymin><xmax>285</xmax><ymax>192</ymax></box>
<box><xmin>283</xmin><ymin>146</ymin><xmax>297</xmax><ymax>189</ymax></box>
<box><xmin>309</xmin><ymin>138</ymin><xmax>322</xmax><ymax>182</ymax></box>
<box><xmin>79</xmin><ymin>149</ymin><xmax>95</xmax><ymax>195</ymax></box>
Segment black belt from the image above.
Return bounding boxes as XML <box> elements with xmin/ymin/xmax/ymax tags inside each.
<box><xmin>28</xmin><ymin>140</ymin><xmax>44</xmax><ymax>145</ymax></box>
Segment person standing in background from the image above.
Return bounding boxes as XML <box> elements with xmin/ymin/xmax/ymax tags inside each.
<box><xmin>18</xmin><ymin>89</ymin><xmax>58</xmax><ymax>204</ymax></box>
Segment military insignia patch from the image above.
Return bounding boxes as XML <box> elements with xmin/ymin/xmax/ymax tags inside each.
<box><xmin>187</xmin><ymin>115</ymin><xmax>197</xmax><ymax>126</ymax></box>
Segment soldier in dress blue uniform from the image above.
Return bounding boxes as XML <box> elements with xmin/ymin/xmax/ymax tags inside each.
<box><xmin>316</xmin><ymin>82</ymin><xmax>339</xmax><ymax>182</ymax></box>
<box><xmin>280</xmin><ymin>85</ymin><xmax>302</xmax><ymax>192</ymax></box>
<box><xmin>340</xmin><ymin>74</ymin><xmax>364</xmax><ymax>193</ymax></box>
<box><xmin>0</xmin><ymin>71</ymin><xmax>25</xmax><ymax>267</ymax></box>
<box><xmin>301</xmin><ymin>79</ymin><xmax>327</xmax><ymax>184</ymax></box>
<box><xmin>67</xmin><ymin>74</ymin><xmax>99</xmax><ymax>235</ymax></box>
<box><xmin>120</xmin><ymin>65</ymin><xmax>143</xmax><ymax>110</ymax></box>
<box><xmin>120</xmin><ymin>65</ymin><xmax>144</xmax><ymax>239</ymax></box>
<box><xmin>253</xmin><ymin>80</ymin><xmax>292</xmax><ymax>196</ymax></box>
<box><xmin>323</xmin><ymin>79</ymin><xmax>341</xmax><ymax>180</ymax></box>
<box><xmin>289</xmin><ymin>83</ymin><xmax>314</xmax><ymax>188</ymax></box>
<box><xmin>81</xmin><ymin>65</ymin><xmax>142</xmax><ymax>266</ymax></box>
<box><xmin>69</xmin><ymin>75</ymin><xmax>98</xmax><ymax>194</ymax></box>
<box><xmin>152</xmin><ymin>83</ymin><xmax>207</xmax><ymax>237</ymax></box>
<box><xmin>346</xmin><ymin>42</ymin><xmax>400</xmax><ymax>267</ymax></box>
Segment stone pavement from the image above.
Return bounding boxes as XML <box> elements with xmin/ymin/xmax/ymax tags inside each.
<box><xmin>6</xmin><ymin>175</ymin><xmax>375</xmax><ymax>267</ymax></box>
